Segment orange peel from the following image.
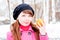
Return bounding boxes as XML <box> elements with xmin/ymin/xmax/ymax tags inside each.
<box><xmin>35</xmin><ymin>19</ymin><xmax>44</xmax><ymax>27</ymax></box>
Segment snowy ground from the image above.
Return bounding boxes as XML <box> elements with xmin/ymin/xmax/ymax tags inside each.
<box><xmin>46</xmin><ymin>22</ymin><xmax>60</xmax><ymax>38</ymax></box>
<box><xmin>0</xmin><ymin>24</ymin><xmax>10</xmax><ymax>40</ymax></box>
<box><xmin>0</xmin><ymin>22</ymin><xmax>60</xmax><ymax>40</ymax></box>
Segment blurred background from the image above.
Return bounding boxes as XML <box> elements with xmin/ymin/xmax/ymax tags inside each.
<box><xmin>0</xmin><ymin>0</ymin><xmax>60</xmax><ymax>40</ymax></box>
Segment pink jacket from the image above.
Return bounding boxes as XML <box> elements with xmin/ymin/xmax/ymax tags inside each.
<box><xmin>7</xmin><ymin>27</ymin><xmax>48</xmax><ymax>40</ymax></box>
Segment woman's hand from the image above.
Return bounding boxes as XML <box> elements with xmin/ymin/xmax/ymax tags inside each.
<box><xmin>35</xmin><ymin>19</ymin><xmax>46</xmax><ymax>35</ymax></box>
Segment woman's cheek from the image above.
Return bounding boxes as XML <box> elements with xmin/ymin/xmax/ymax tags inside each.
<box><xmin>29</xmin><ymin>17</ymin><xmax>33</xmax><ymax>22</ymax></box>
<box><xmin>17</xmin><ymin>17</ymin><xmax>23</xmax><ymax>23</ymax></box>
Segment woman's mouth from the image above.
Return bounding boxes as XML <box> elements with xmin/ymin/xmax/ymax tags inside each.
<box><xmin>24</xmin><ymin>22</ymin><xmax>29</xmax><ymax>24</ymax></box>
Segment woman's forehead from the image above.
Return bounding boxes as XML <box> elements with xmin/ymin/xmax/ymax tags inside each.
<box><xmin>20</xmin><ymin>12</ymin><xmax>30</xmax><ymax>15</ymax></box>
<box><xmin>20</xmin><ymin>10</ymin><xmax>34</xmax><ymax>16</ymax></box>
<box><xmin>20</xmin><ymin>12</ymin><xmax>32</xmax><ymax>16</ymax></box>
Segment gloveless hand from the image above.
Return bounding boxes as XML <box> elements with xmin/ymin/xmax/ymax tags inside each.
<box><xmin>35</xmin><ymin>19</ymin><xmax>46</xmax><ymax>35</ymax></box>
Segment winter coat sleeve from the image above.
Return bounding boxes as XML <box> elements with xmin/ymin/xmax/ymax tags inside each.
<box><xmin>39</xmin><ymin>33</ymin><xmax>48</xmax><ymax>40</ymax></box>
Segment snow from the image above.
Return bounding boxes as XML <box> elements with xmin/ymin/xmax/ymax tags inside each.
<box><xmin>46</xmin><ymin>22</ymin><xmax>60</xmax><ymax>38</ymax></box>
<box><xmin>0</xmin><ymin>24</ymin><xmax>10</xmax><ymax>39</ymax></box>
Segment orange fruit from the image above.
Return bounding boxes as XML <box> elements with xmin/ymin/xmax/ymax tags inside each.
<box><xmin>36</xmin><ymin>19</ymin><xmax>44</xmax><ymax>27</ymax></box>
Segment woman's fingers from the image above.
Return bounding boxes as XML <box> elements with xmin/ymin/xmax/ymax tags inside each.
<box><xmin>34</xmin><ymin>19</ymin><xmax>46</xmax><ymax>35</ymax></box>
<box><xmin>34</xmin><ymin>23</ymin><xmax>40</xmax><ymax>29</ymax></box>
<box><xmin>36</xmin><ymin>22</ymin><xmax>41</xmax><ymax>27</ymax></box>
<box><xmin>36</xmin><ymin>19</ymin><xmax>44</xmax><ymax>27</ymax></box>
<box><xmin>40</xmin><ymin>27</ymin><xmax>46</xmax><ymax>35</ymax></box>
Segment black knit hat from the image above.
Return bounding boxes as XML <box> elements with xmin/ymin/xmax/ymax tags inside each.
<box><xmin>13</xmin><ymin>3</ymin><xmax>34</xmax><ymax>20</ymax></box>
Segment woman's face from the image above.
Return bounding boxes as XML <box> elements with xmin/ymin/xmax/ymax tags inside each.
<box><xmin>17</xmin><ymin>10</ymin><xmax>33</xmax><ymax>26</ymax></box>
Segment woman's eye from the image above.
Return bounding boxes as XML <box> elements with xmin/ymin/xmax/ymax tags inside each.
<box><xmin>22</xmin><ymin>15</ymin><xmax>25</xmax><ymax>17</ymax></box>
<box><xmin>21</xmin><ymin>14</ymin><xmax>32</xmax><ymax>17</ymax></box>
<box><xmin>28</xmin><ymin>15</ymin><xmax>32</xmax><ymax>17</ymax></box>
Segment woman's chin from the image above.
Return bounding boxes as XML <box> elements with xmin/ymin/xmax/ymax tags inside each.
<box><xmin>23</xmin><ymin>24</ymin><xmax>30</xmax><ymax>26</ymax></box>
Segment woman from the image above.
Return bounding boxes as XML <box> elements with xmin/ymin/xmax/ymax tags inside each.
<box><xmin>7</xmin><ymin>3</ymin><xmax>48</xmax><ymax>40</ymax></box>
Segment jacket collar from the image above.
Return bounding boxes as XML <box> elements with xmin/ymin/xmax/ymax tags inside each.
<box><xmin>20</xmin><ymin>26</ymin><xmax>34</xmax><ymax>32</ymax></box>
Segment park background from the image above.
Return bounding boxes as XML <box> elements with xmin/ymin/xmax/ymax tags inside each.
<box><xmin>0</xmin><ymin>0</ymin><xmax>60</xmax><ymax>40</ymax></box>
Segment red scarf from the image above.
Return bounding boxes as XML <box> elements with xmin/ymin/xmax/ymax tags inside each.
<box><xmin>20</xmin><ymin>24</ymin><xmax>30</xmax><ymax>31</ymax></box>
